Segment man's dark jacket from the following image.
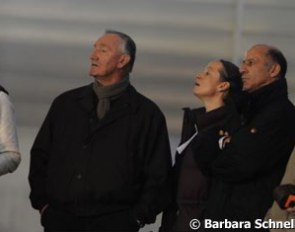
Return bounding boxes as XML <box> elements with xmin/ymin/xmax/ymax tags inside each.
<box><xmin>196</xmin><ymin>78</ymin><xmax>295</xmax><ymax>230</ymax></box>
<box><xmin>29</xmin><ymin>84</ymin><xmax>172</xmax><ymax>224</ymax></box>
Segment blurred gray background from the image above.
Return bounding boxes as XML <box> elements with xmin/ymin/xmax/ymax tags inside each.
<box><xmin>0</xmin><ymin>0</ymin><xmax>295</xmax><ymax>231</ymax></box>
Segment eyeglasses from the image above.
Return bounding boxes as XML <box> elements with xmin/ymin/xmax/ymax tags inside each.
<box><xmin>241</xmin><ymin>58</ymin><xmax>258</xmax><ymax>67</ymax></box>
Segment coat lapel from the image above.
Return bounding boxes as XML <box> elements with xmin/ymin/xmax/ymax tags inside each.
<box><xmin>74</xmin><ymin>84</ymin><xmax>139</xmax><ymax>134</ymax></box>
<box><xmin>76</xmin><ymin>84</ymin><xmax>97</xmax><ymax>114</ymax></box>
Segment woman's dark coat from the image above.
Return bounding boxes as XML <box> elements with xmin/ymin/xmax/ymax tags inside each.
<box><xmin>160</xmin><ymin>104</ymin><xmax>241</xmax><ymax>232</ymax></box>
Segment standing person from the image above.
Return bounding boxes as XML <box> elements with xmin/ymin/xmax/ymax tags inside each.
<box><xmin>196</xmin><ymin>44</ymin><xmax>295</xmax><ymax>231</ymax></box>
<box><xmin>0</xmin><ymin>85</ymin><xmax>21</xmax><ymax>176</ymax></box>
<box><xmin>160</xmin><ymin>59</ymin><xmax>243</xmax><ymax>232</ymax></box>
<box><xmin>266</xmin><ymin>148</ymin><xmax>295</xmax><ymax>232</ymax></box>
<box><xmin>29</xmin><ymin>30</ymin><xmax>172</xmax><ymax>232</ymax></box>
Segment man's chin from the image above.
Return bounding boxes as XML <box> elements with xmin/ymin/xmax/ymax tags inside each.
<box><xmin>88</xmin><ymin>71</ymin><xmax>94</xmax><ymax>77</ymax></box>
<box><xmin>89</xmin><ymin>69</ymin><xmax>102</xmax><ymax>77</ymax></box>
<box><xmin>242</xmin><ymin>85</ymin><xmax>250</xmax><ymax>92</ymax></box>
<box><xmin>89</xmin><ymin>73</ymin><xmax>101</xmax><ymax>79</ymax></box>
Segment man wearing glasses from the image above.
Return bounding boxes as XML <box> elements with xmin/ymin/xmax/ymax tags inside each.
<box><xmin>196</xmin><ymin>44</ymin><xmax>295</xmax><ymax>231</ymax></box>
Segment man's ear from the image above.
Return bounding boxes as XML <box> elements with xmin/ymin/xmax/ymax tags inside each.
<box><xmin>269</xmin><ymin>63</ymin><xmax>281</xmax><ymax>78</ymax></box>
<box><xmin>218</xmin><ymin>81</ymin><xmax>230</xmax><ymax>92</ymax></box>
<box><xmin>117</xmin><ymin>54</ymin><xmax>131</xmax><ymax>69</ymax></box>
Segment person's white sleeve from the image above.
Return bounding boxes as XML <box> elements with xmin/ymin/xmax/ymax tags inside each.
<box><xmin>0</xmin><ymin>92</ymin><xmax>21</xmax><ymax>175</ymax></box>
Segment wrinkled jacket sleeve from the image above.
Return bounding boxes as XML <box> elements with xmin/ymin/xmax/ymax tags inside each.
<box><xmin>0</xmin><ymin>92</ymin><xmax>21</xmax><ymax>176</ymax></box>
<box><xmin>133</xmin><ymin>109</ymin><xmax>172</xmax><ymax>225</ymax></box>
<box><xmin>212</xmin><ymin>107</ymin><xmax>295</xmax><ymax>183</ymax></box>
<box><xmin>29</xmin><ymin>100</ymin><xmax>56</xmax><ymax>210</ymax></box>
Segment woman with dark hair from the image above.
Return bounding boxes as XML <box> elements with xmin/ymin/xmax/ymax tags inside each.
<box><xmin>160</xmin><ymin>59</ymin><xmax>243</xmax><ymax>232</ymax></box>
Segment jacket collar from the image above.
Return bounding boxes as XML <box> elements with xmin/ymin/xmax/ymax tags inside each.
<box><xmin>74</xmin><ymin>83</ymin><xmax>140</xmax><ymax>132</ymax></box>
<box><xmin>247</xmin><ymin>78</ymin><xmax>288</xmax><ymax>113</ymax></box>
<box><xmin>181</xmin><ymin>105</ymin><xmax>232</xmax><ymax>142</ymax></box>
<box><xmin>75</xmin><ymin>83</ymin><xmax>96</xmax><ymax>113</ymax></box>
<box><xmin>98</xmin><ymin>85</ymin><xmax>139</xmax><ymax>126</ymax></box>
<box><xmin>74</xmin><ymin>83</ymin><xmax>139</xmax><ymax>114</ymax></box>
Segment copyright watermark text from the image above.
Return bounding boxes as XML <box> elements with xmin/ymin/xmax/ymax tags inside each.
<box><xmin>189</xmin><ymin>219</ymin><xmax>295</xmax><ymax>230</ymax></box>
<box><xmin>189</xmin><ymin>219</ymin><xmax>201</xmax><ymax>230</ymax></box>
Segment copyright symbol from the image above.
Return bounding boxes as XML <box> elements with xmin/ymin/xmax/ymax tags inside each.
<box><xmin>189</xmin><ymin>219</ymin><xmax>201</xmax><ymax>230</ymax></box>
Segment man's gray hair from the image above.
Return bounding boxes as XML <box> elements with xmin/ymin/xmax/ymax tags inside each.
<box><xmin>105</xmin><ymin>30</ymin><xmax>136</xmax><ymax>73</ymax></box>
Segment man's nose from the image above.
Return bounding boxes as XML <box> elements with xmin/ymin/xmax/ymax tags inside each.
<box><xmin>239</xmin><ymin>65</ymin><xmax>246</xmax><ymax>75</ymax></box>
<box><xmin>90</xmin><ymin>51</ymin><xmax>97</xmax><ymax>60</ymax></box>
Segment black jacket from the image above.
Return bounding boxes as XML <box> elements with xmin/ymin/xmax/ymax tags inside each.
<box><xmin>198</xmin><ymin>78</ymin><xmax>295</xmax><ymax>229</ymax></box>
<box><xmin>29</xmin><ymin>84</ymin><xmax>172</xmax><ymax>224</ymax></box>
<box><xmin>160</xmin><ymin>105</ymin><xmax>241</xmax><ymax>232</ymax></box>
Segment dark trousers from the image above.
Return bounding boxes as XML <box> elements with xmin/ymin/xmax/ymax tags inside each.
<box><xmin>42</xmin><ymin>206</ymin><xmax>140</xmax><ymax>232</ymax></box>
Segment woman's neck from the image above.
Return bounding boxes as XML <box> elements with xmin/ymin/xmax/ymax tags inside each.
<box><xmin>203</xmin><ymin>98</ymin><xmax>225</xmax><ymax>112</ymax></box>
